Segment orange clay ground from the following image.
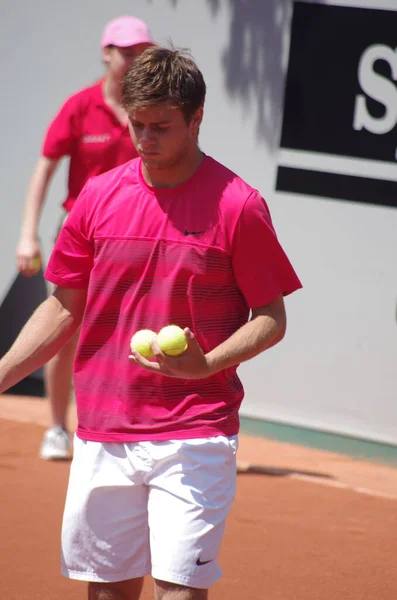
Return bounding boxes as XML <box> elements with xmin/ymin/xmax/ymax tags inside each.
<box><xmin>1</xmin><ymin>394</ymin><xmax>396</xmax><ymax>599</ymax></box>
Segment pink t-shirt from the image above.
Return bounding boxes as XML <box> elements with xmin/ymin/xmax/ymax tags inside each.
<box><xmin>45</xmin><ymin>156</ymin><xmax>302</xmax><ymax>442</ymax></box>
<box><xmin>42</xmin><ymin>81</ymin><xmax>138</xmax><ymax>212</ymax></box>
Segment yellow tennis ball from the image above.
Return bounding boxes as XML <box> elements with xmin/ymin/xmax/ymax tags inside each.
<box><xmin>32</xmin><ymin>257</ymin><xmax>41</xmax><ymax>272</ymax></box>
<box><xmin>157</xmin><ymin>325</ymin><xmax>188</xmax><ymax>357</ymax></box>
<box><xmin>130</xmin><ymin>329</ymin><xmax>157</xmax><ymax>359</ymax></box>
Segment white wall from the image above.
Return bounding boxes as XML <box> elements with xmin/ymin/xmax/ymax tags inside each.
<box><xmin>1</xmin><ymin>0</ymin><xmax>396</xmax><ymax>444</ymax></box>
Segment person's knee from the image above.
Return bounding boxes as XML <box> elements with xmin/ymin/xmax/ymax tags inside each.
<box><xmin>88</xmin><ymin>582</ymin><xmax>122</xmax><ymax>600</ymax></box>
<box><xmin>48</xmin><ymin>330</ymin><xmax>79</xmax><ymax>366</ymax></box>
<box><xmin>88</xmin><ymin>577</ymin><xmax>144</xmax><ymax>600</ymax></box>
<box><xmin>60</xmin><ymin>329</ymin><xmax>80</xmax><ymax>356</ymax></box>
<box><xmin>154</xmin><ymin>579</ymin><xmax>208</xmax><ymax>600</ymax></box>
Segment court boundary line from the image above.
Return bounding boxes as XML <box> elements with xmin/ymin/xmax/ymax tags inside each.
<box><xmin>291</xmin><ymin>473</ymin><xmax>397</xmax><ymax>501</ymax></box>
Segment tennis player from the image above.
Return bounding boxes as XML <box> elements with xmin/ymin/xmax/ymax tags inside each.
<box><xmin>3</xmin><ymin>46</ymin><xmax>301</xmax><ymax>600</ymax></box>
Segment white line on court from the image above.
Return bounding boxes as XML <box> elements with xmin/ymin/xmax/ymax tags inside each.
<box><xmin>291</xmin><ymin>473</ymin><xmax>397</xmax><ymax>501</ymax></box>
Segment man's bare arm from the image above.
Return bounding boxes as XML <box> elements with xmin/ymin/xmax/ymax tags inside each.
<box><xmin>16</xmin><ymin>156</ymin><xmax>60</xmax><ymax>276</ymax></box>
<box><xmin>0</xmin><ymin>286</ymin><xmax>87</xmax><ymax>393</ymax></box>
<box><xmin>129</xmin><ymin>295</ymin><xmax>287</xmax><ymax>379</ymax></box>
<box><xmin>205</xmin><ymin>295</ymin><xmax>287</xmax><ymax>374</ymax></box>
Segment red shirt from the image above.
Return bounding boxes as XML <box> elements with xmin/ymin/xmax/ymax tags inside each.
<box><xmin>45</xmin><ymin>156</ymin><xmax>302</xmax><ymax>443</ymax></box>
<box><xmin>42</xmin><ymin>81</ymin><xmax>138</xmax><ymax>212</ymax></box>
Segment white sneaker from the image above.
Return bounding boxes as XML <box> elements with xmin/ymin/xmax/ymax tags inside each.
<box><xmin>40</xmin><ymin>426</ymin><xmax>72</xmax><ymax>460</ymax></box>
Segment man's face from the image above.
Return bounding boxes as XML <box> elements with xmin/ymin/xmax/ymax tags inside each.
<box><xmin>128</xmin><ymin>103</ymin><xmax>203</xmax><ymax>172</ymax></box>
<box><xmin>103</xmin><ymin>44</ymin><xmax>151</xmax><ymax>79</ymax></box>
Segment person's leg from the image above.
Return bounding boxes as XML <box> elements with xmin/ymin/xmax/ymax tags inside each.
<box><xmin>45</xmin><ymin>330</ymin><xmax>78</xmax><ymax>427</ymax></box>
<box><xmin>62</xmin><ymin>438</ymin><xmax>151</xmax><ymax>587</ymax></box>
<box><xmin>154</xmin><ymin>580</ymin><xmax>207</xmax><ymax>600</ymax></box>
<box><xmin>148</xmin><ymin>435</ymin><xmax>238</xmax><ymax>597</ymax></box>
<box><xmin>88</xmin><ymin>577</ymin><xmax>144</xmax><ymax>600</ymax></box>
<box><xmin>40</xmin><ymin>210</ymin><xmax>76</xmax><ymax>460</ymax></box>
<box><xmin>40</xmin><ymin>329</ymin><xmax>79</xmax><ymax>459</ymax></box>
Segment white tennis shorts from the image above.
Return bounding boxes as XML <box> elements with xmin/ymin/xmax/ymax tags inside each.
<box><xmin>61</xmin><ymin>434</ymin><xmax>238</xmax><ymax>589</ymax></box>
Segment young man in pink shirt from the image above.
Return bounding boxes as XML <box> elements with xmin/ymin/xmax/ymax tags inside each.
<box><xmin>15</xmin><ymin>15</ymin><xmax>154</xmax><ymax>460</ymax></box>
<box><xmin>2</xmin><ymin>47</ymin><xmax>302</xmax><ymax>600</ymax></box>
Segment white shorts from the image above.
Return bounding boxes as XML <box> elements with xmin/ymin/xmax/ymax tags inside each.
<box><xmin>61</xmin><ymin>434</ymin><xmax>238</xmax><ymax>589</ymax></box>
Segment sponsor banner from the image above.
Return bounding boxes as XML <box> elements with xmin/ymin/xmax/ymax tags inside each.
<box><xmin>277</xmin><ymin>1</ymin><xmax>397</xmax><ymax>207</ymax></box>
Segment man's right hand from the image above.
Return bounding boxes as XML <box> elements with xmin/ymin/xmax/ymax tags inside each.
<box><xmin>16</xmin><ymin>238</ymin><xmax>42</xmax><ymax>277</ymax></box>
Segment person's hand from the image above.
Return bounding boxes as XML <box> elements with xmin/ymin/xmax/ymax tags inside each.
<box><xmin>129</xmin><ymin>328</ymin><xmax>213</xmax><ymax>380</ymax></box>
<box><xmin>16</xmin><ymin>238</ymin><xmax>42</xmax><ymax>277</ymax></box>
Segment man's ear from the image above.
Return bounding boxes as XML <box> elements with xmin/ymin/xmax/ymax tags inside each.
<box><xmin>190</xmin><ymin>107</ymin><xmax>204</xmax><ymax>133</ymax></box>
<box><xmin>102</xmin><ymin>46</ymin><xmax>111</xmax><ymax>64</ymax></box>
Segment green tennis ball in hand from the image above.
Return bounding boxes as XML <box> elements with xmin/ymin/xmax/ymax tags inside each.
<box><xmin>157</xmin><ymin>325</ymin><xmax>188</xmax><ymax>357</ymax></box>
<box><xmin>130</xmin><ymin>329</ymin><xmax>157</xmax><ymax>359</ymax></box>
<box><xmin>32</xmin><ymin>257</ymin><xmax>41</xmax><ymax>273</ymax></box>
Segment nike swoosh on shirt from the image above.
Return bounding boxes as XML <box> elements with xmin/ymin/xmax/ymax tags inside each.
<box><xmin>184</xmin><ymin>229</ymin><xmax>204</xmax><ymax>236</ymax></box>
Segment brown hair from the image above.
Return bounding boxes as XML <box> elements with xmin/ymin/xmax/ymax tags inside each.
<box><xmin>122</xmin><ymin>46</ymin><xmax>206</xmax><ymax>122</ymax></box>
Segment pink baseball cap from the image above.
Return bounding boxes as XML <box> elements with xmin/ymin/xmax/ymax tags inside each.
<box><xmin>101</xmin><ymin>15</ymin><xmax>154</xmax><ymax>48</ymax></box>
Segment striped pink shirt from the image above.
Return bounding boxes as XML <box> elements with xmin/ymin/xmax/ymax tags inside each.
<box><xmin>45</xmin><ymin>156</ymin><xmax>302</xmax><ymax>442</ymax></box>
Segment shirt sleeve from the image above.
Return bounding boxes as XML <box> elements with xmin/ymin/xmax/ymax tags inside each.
<box><xmin>232</xmin><ymin>191</ymin><xmax>302</xmax><ymax>308</ymax></box>
<box><xmin>42</xmin><ymin>94</ymin><xmax>80</xmax><ymax>159</ymax></box>
<box><xmin>45</xmin><ymin>182</ymin><xmax>94</xmax><ymax>288</ymax></box>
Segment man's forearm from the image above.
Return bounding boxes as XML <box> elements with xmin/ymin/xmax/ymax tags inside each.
<box><xmin>206</xmin><ymin>311</ymin><xmax>286</xmax><ymax>375</ymax></box>
<box><xmin>19</xmin><ymin>157</ymin><xmax>58</xmax><ymax>240</ymax></box>
<box><xmin>0</xmin><ymin>295</ymin><xmax>80</xmax><ymax>394</ymax></box>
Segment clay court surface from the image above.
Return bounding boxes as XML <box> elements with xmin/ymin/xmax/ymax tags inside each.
<box><xmin>1</xmin><ymin>395</ymin><xmax>397</xmax><ymax>599</ymax></box>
